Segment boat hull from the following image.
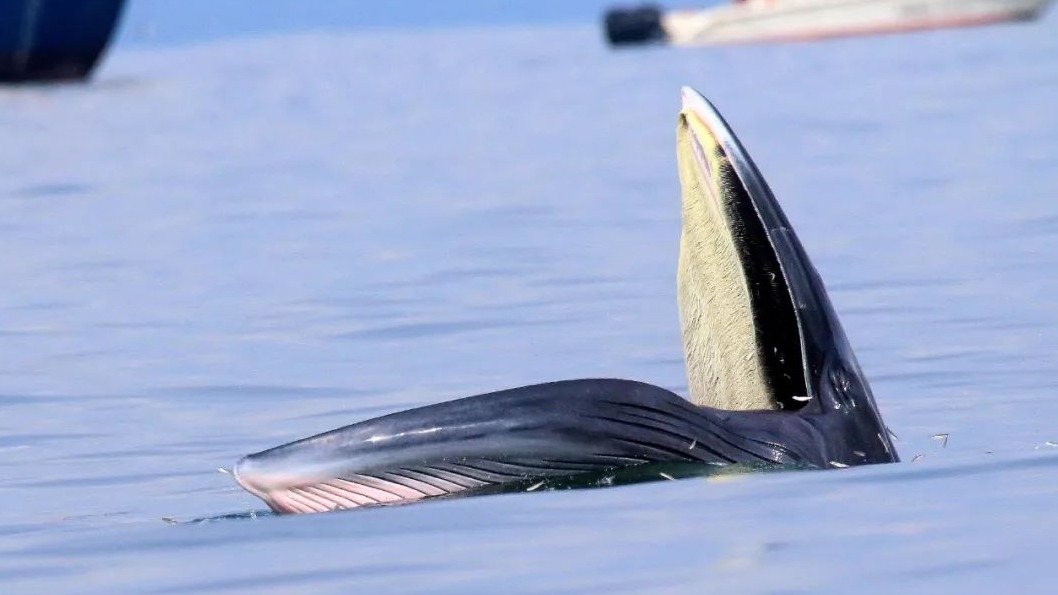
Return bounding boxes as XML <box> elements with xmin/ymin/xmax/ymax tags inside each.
<box><xmin>606</xmin><ymin>0</ymin><xmax>1054</xmax><ymax>46</ymax></box>
<box><xmin>0</xmin><ymin>0</ymin><xmax>127</xmax><ymax>83</ymax></box>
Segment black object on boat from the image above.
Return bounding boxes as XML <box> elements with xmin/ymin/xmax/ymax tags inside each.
<box><xmin>0</xmin><ymin>0</ymin><xmax>126</xmax><ymax>83</ymax></box>
<box><xmin>603</xmin><ymin>4</ymin><xmax>666</xmax><ymax>46</ymax></box>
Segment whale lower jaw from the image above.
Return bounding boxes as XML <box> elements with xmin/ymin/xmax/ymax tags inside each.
<box><xmin>232</xmin><ymin>379</ymin><xmax>835</xmax><ymax>514</ymax></box>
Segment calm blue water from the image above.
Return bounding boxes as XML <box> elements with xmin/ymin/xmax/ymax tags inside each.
<box><xmin>2</xmin><ymin>14</ymin><xmax>1058</xmax><ymax>593</ymax></box>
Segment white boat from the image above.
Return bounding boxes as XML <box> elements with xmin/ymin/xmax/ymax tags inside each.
<box><xmin>603</xmin><ymin>0</ymin><xmax>1055</xmax><ymax>46</ymax></box>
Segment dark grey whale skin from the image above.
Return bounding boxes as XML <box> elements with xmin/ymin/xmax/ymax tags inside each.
<box><xmin>237</xmin><ymin>374</ymin><xmax>892</xmax><ymax>498</ymax></box>
<box><xmin>234</xmin><ymin>94</ymin><xmax>898</xmax><ymax>512</ymax></box>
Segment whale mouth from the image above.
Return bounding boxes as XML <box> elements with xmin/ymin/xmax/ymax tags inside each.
<box><xmin>232</xmin><ymin>88</ymin><xmax>899</xmax><ymax>514</ymax></box>
<box><xmin>677</xmin><ymin>88</ymin><xmax>809</xmax><ymax>411</ymax></box>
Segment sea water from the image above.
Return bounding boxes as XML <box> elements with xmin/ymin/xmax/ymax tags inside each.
<box><xmin>1</xmin><ymin>16</ymin><xmax>1057</xmax><ymax>594</ymax></box>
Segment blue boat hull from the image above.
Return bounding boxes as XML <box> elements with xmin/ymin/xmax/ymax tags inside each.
<box><xmin>0</xmin><ymin>0</ymin><xmax>126</xmax><ymax>83</ymax></box>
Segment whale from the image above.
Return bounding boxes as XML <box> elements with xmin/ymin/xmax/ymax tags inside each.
<box><xmin>232</xmin><ymin>87</ymin><xmax>899</xmax><ymax>514</ymax></box>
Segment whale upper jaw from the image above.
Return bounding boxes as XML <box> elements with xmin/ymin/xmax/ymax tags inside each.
<box><xmin>678</xmin><ymin>87</ymin><xmax>897</xmax><ymax>462</ymax></box>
